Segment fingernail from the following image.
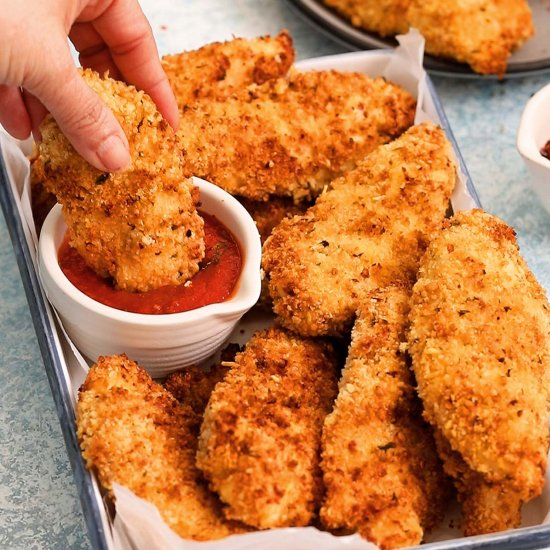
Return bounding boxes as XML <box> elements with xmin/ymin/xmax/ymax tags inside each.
<box><xmin>97</xmin><ymin>135</ymin><xmax>131</xmax><ymax>171</ymax></box>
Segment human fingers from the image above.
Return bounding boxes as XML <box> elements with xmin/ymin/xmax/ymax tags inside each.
<box><xmin>21</xmin><ymin>90</ymin><xmax>48</xmax><ymax>141</ymax></box>
<box><xmin>29</xmin><ymin>38</ymin><xmax>131</xmax><ymax>172</ymax></box>
<box><xmin>69</xmin><ymin>22</ymin><xmax>122</xmax><ymax>80</ymax></box>
<box><xmin>81</xmin><ymin>0</ymin><xmax>179</xmax><ymax>129</ymax></box>
<box><xmin>0</xmin><ymin>85</ymin><xmax>32</xmax><ymax>139</ymax></box>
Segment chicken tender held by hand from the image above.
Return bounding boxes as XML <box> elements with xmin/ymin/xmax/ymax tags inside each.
<box><xmin>39</xmin><ymin>69</ymin><xmax>204</xmax><ymax>292</ymax></box>
<box><xmin>324</xmin><ymin>0</ymin><xmax>410</xmax><ymax>36</ymax></box>
<box><xmin>321</xmin><ymin>285</ymin><xmax>450</xmax><ymax>549</ymax></box>
<box><xmin>197</xmin><ymin>327</ymin><xmax>339</xmax><ymax>529</ymax></box>
<box><xmin>162</xmin><ymin>31</ymin><xmax>294</xmax><ymax>108</ymax></box>
<box><xmin>262</xmin><ymin>122</ymin><xmax>456</xmax><ymax>337</ymax></box>
<box><xmin>76</xmin><ymin>355</ymin><xmax>242</xmax><ymax>541</ymax></box>
<box><xmin>409</xmin><ymin>209</ymin><xmax>550</xmax><ymax>535</ymax></box>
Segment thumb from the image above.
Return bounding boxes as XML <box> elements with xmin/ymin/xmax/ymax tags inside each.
<box><xmin>31</xmin><ymin>48</ymin><xmax>131</xmax><ymax>172</ymax></box>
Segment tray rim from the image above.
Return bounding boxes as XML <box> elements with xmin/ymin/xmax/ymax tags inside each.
<box><xmin>4</xmin><ymin>48</ymin><xmax>550</xmax><ymax>549</ymax></box>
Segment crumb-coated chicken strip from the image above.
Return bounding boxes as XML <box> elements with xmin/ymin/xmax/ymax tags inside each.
<box><xmin>38</xmin><ymin>69</ymin><xmax>204</xmax><ymax>292</ymax></box>
<box><xmin>321</xmin><ymin>285</ymin><xmax>450</xmax><ymax>549</ymax></box>
<box><xmin>324</xmin><ymin>0</ymin><xmax>409</xmax><ymax>36</ymax></box>
<box><xmin>262</xmin><ymin>123</ymin><xmax>456</xmax><ymax>337</ymax></box>
<box><xmin>238</xmin><ymin>196</ymin><xmax>311</xmax><ymax>243</ymax></box>
<box><xmin>164</xmin><ymin>360</ymin><xmax>232</xmax><ymax>417</ymax></box>
<box><xmin>177</xmin><ymin>70</ymin><xmax>415</xmax><ymax>202</ymax></box>
<box><xmin>323</xmin><ymin>0</ymin><xmax>533</xmax><ymax>76</ymax></box>
<box><xmin>408</xmin><ymin>209</ymin><xmax>550</xmax><ymax>535</ymax></box>
<box><xmin>238</xmin><ymin>197</ymin><xmax>311</xmax><ymax>310</ymax></box>
<box><xmin>433</xmin><ymin>429</ymin><xmax>522</xmax><ymax>536</ymax></box>
<box><xmin>197</xmin><ymin>327</ymin><xmax>339</xmax><ymax>529</ymax></box>
<box><xmin>162</xmin><ymin>31</ymin><xmax>294</xmax><ymax>108</ymax></box>
<box><xmin>76</xmin><ymin>355</ymin><xmax>244</xmax><ymax>540</ymax></box>
<box><xmin>407</xmin><ymin>0</ymin><xmax>533</xmax><ymax>77</ymax></box>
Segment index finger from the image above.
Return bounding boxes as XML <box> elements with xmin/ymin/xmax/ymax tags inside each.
<box><xmin>79</xmin><ymin>0</ymin><xmax>179</xmax><ymax>130</ymax></box>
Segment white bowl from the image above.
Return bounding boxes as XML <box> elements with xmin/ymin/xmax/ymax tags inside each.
<box><xmin>38</xmin><ymin>177</ymin><xmax>261</xmax><ymax>376</ymax></box>
<box><xmin>517</xmin><ymin>83</ymin><xmax>550</xmax><ymax>214</ymax></box>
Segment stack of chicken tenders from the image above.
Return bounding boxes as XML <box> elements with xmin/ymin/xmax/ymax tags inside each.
<box><xmin>33</xmin><ymin>30</ymin><xmax>550</xmax><ymax>550</ymax></box>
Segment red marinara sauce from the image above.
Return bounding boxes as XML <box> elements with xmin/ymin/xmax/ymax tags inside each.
<box><xmin>58</xmin><ymin>212</ymin><xmax>242</xmax><ymax>314</ymax></box>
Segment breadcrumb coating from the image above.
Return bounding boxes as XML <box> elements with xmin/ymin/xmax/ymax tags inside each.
<box><xmin>321</xmin><ymin>285</ymin><xmax>450</xmax><ymax>549</ymax></box>
<box><xmin>197</xmin><ymin>327</ymin><xmax>339</xmax><ymax>529</ymax></box>
<box><xmin>38</xmin><ymin>69</ymin><xmax>204</xmax><ymax>292</ymax></box>
<box><xmin>177</xmin><ymin>70</ymin><xmax>415</xmax><ymax>202</ymax></box>
<box><xmin>164</xmin><ymin>360</ymin><xmax>231</xmax><ymax>416</ymax></box>
<box><xmin>323</xmin><ymin>0</ymin><xmax>533</xmax><ymax>76</ymax></box>
<box><xmin>76</xmin><ymin>355</ymin><xmax>243</xmax><ymax>540</ymax></box>
<box><xmin>324</xmin><ymin>0</ymin><xmax>410</xmax><ymax>36</ymax></box>
<box><xmin>238</xmin><ymin>196</ymin><xmax>310</xmax><ymax>243</ymax></box>
<box><xmin>408</xmin><ymin>209</ymin><xmax>550</xmax><ymax>535</ymax></box>
<box><xmin>407</xmin><ymin>0</ymin><xmax>534</xmax><ymax>77</ymax></box>
<box><xmin>433</xmin><ymin>429</ymin><xmax>522</xmax><ymax>536</ymax></box>
<box><xmin>162</xmin><ymin>31</ymin><xmax>294</xmax><ymax>108</ymax></box>
<box><xmin>262</xmin><ymin>122</ymin><xmax>456</xmax><ymax>337</ymax></box>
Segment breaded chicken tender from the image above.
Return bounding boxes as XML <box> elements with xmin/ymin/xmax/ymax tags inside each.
<box><xmin>408</xmin><ymin>209</ymin><xmax>550</xmax><ymax>535</ymax></box>
<box><xmin>324</xmin><ymin>0</ymin><xmax>409</xmax><ymax>36</ymax></box>
<box><xmin>164</xmin><ymin>360</ymin><xmax>231</xmax><ymax>416</ymax></box>
<box><xmin>323</xmin><ymin>0</ymin><xmax>533</xmax><ymax>76</ymax></box>
<box><xmin>162</xmin><ymin>31</ymin><xmax>294</xmax><ymax>108</ymax></box>
<box><xmin>177</xmin><ymin>70</ymin><xmax>415</xmax><ymax>202</ymax></box>
<box><xmin>262</xmin><ymin>123</ymin><xmax>456</xmax><ymax>337</ymax></box>
<box><xmin>433</xmin><ymin>429</ymin><xmax>523</xmax><ymax>536</ymax></box>
<box><xmin>321</xmin><ymin>285</ymin><xmax>450</xmax><ymax>549</ymax></box>
<box><xmin>38</xmin><ymin>69</ymin><xmax>204</xmax><ymax>292</ymax></box>
<box><xmin>407</xmin><ymin>0</ymin><xmax>534</xmax><ymax>77</ymax></box>
<box><xmin>76</xmin><ymin>355</ymin><xmax>243</xmax><ymax>540</ymax></box>
<box><xmin>238</xmin><ymin>196</ymin><xmax>310</xmax><ymax>243</ymax></box>
<box><xmin>197</xmin><ymin>327</ymin><xmax>339</xmax><ymax>529</ymax></box>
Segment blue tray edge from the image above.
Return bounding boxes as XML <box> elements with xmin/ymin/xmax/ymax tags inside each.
<box><xmin>0</xmin><ymin>146</ymin><xmax>110</xmax><ymax>550</ymax></box>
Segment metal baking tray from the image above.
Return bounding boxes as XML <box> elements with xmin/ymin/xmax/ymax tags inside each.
<box><xmin>2</xmin><ymin>47</ymin><xmax>550</xmax><ymax>549</ymax></box>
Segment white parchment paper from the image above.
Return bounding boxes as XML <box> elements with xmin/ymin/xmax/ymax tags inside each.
<box><xmin>1</xmin><ymin>29</ymin><xmax>546</xmax><ymax>550</ymax></box>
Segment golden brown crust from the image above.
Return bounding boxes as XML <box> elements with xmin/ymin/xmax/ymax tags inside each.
<box><xmin>164</xmin><ymin>362</ymin><xmax>230</xmax><ymax>417</ymax></box>
<box><xmin>196</xmin><ymin>327</ymin><xmax>339</xmax><ymax>529</ymax></box>
<box><xmin>320</xmin><ymin>285</ymin><xmax>450</xmax><ymax>549</ymax></box>
<box><xmin>238</xmin><ymin>196</ymin><xmax>311</xmax><ymax>243</ymax></box>
<box><xmin>408</xmin><ymin>209</ymin><xmax>550</xmax><ymax>535</ymax></box>
<box><xmin>162</xmin><ymin>31</ymin><xmax>295</xmax><ymax>108</ymax></box>
<box><xmin>38</xmin><ymin>69</ymin><xmax>204</xmax><ymax>292</ymax></box>
<box><xmin>433</xmin><ymin>429</ymin><xmax>522</xmax><ymax>536</ymax></box>
<box><xmin>177</xmin><ymin>70</ymin><xmax>416</xmax><ymax>202</ymax></box>
<box><xmin>76</xmin><ymin>355</ymin><xmax>243</xmax><ymax>540</ymax></box>
<box><xmin>407</xmin><ymin>0</ymin><xmax>534</xmax><ymax>77</ymax></box>
<box><xmin>262</xmin><ymin>122</ymin><xmax>457</xmax><ymax>337</ymax></box>
<box><xmin>322</xmin><ymin>0</ymin><xmax>533</xmax><ymax>76</ymax></box>
<box><xmin>324</xmin><ymin>0</ymin><xmax>410</xmax><ymax>36</ymax></box>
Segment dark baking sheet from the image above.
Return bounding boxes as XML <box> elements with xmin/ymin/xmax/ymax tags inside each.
<box><xmin>288</xmin><ymin>0</ymin><xmax>550</xmax><ymax>78</ymax></box>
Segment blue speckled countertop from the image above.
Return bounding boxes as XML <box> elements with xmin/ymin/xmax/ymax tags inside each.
<box><xmin>1</xmin><ymin>1</ymin><xmax>549</xmax><ymax>548</ymax></box>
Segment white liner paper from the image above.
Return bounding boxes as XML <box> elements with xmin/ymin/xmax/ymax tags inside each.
<box><xmin>1</xmin><ymin>29</ymin><xmax>546</xmax><ymax>550</ymax></box>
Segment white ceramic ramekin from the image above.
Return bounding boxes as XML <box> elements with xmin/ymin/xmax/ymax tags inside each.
<box><xmin>517</xmin><ymin>83</ymin><xmax>550</xmax><ymax>214</ymax></box>
<box><xmin>38</xmin><ymin>177</ymin><xmax>261</xmax><ymax>377</ymax></box>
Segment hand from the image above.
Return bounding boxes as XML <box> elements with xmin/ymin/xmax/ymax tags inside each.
<box><xmin>0</xmin><ymin>0</ymin><xmax>179</xmax><ymax>172</ymax></box>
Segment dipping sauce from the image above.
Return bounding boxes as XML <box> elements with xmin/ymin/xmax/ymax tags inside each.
<box><xmin>58</xmin><ymin>212</ymin><xmax>242</xmax><ymax>314</ymax></box>
<box><xmin>541</xmin><ymin>140</ymin><xmax>550</xmax><ymax>160</ymax></box>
